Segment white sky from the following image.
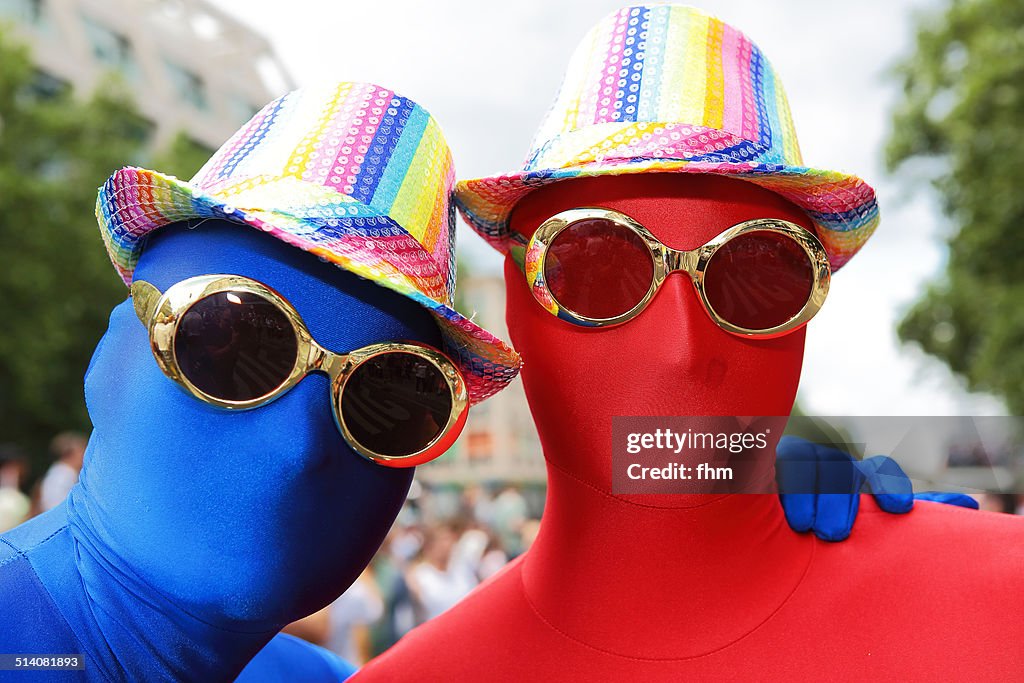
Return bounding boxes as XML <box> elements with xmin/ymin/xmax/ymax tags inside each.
<box><xmin>212</xmin><ymin>0</ymin><xmax>1006</xmax><ymax>416</ymax></box>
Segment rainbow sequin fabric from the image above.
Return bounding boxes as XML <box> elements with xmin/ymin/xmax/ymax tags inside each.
<box><xmin>456</xmin><ymin>4</ymin><xmax>879</xmax><ymax>271</ymax></box>
<box><xmin>96</xmin><ymin>82</ymin><xmax>519</xmax><ymax>403</ymax></box>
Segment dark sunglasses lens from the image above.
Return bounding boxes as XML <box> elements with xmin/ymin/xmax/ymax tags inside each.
<box><xmin>174</xmin><ymin>291</ymin><xmax>298</xmax><ymax>401</ymax></box>
<box><xmin>703</xmin><ymin>230</ymin><xmax>815</xmax><ymax>331</ymax></box>
<box><xmin>341</xmin><ymin>352</ymin><xmax>453</xmax><ymax>458</ymax></box>
<box><xmin>545</xmin><ymin>218</ymin><xmax>654</xmax><ymax>320</ymax></box>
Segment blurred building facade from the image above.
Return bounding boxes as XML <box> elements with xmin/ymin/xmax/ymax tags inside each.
<box><xmin>420</xmin><ymin>274</ymin><xmax>547</xmax><ymax>486</ymax></box>
<box><xmin>0</xmin><ymin>0</ymin><xmax>290</xmax><ymax>150</ymax></box>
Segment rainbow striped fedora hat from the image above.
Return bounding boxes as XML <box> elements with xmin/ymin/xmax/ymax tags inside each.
<box><xmin>96</xmin><ymin>82</ymin><xmax>519</xmax><ymax>403</ymax></box>
<box><xmin>456</xmin><ymin>4</ymin><xmax>878</xmax><ymax>271</ymax></box>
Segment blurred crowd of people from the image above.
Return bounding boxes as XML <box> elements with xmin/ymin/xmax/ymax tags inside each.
<box><xmin>281</xmin><ymin>482</ymin><xmax>543</xmax><ymax>665</ymax></box>
<box><xmin>0</xmin><ymin>431</ymin><xmax>87</xmax><ymax>533</ymax></box>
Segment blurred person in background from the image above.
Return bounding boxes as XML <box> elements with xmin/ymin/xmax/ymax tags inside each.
<box><xmin>491</xmin><ymin>483</ymin><xmax>528</xmax><ymax>557</ymax></box>
<box><xmin>518</xmin><ymin>518</ymin><xmax>541</xmax><ymax>555</ymax></box>
<box><xmin>371</xmin><ymin>517</ymin><xmax>423</xmax><ymax>647</ymax></box>
<box><xmin>979</xmin><ymin>492</ymin><xmax>1019</xmax><ymax>515</ymax></box>
<box><xmin>38</xmin><ymin>431</ymin><xmax>86</xmax><ymax>512</ymax></box>
<box><xmin>406</xmin><ymin>521</ymin><xmax>486</xmax><ymax>624</ymax></box>
<box><xmin>0</xmin><ymin>444</ymin><xmax>30</xmax><ymax>533</ymax></box>
<box><xmin>460</xmin><ymin>482</ymin><xmax>495</xmax><ymax>527</ymax></box>
<box><xmin>477</xmin><ymin>527</ymin><xmax>509</xmax><ymax>581</ymax></box>
<box><xmin>328</xmin><ymin>568</ymin><xmax>385</xmax><ymax>666</ymax></box>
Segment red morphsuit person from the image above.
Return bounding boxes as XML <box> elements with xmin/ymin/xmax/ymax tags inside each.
<box><xmin>357</xmin><ymin>5</ymin><xmax>1024</xmax><ymax>680</ymax></box>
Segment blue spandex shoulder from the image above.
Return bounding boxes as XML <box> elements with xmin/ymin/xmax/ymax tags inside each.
<box><xmin>0</xmin><ymin>509</ymin><xmax>95</xmax><ymax>681</ymax></box>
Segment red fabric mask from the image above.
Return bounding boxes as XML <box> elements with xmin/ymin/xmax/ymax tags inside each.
<box><xmin>506</xmin><ymin>173</ymin><xmax>811</xmax><ymax>501</ymax></box>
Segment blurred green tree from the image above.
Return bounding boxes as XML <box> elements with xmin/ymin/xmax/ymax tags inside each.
<box><xmin>887</xmin><ymin>0</ymin><xmax>1024</xmax><ymax>413</ymax></box>
<box><xmin>0</xmin><ymin>26</ymin><xmax>209</xmax><ymax>478</ymax></box>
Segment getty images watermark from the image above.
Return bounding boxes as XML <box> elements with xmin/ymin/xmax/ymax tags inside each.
<box><xmin>612</xmin><ymin>416</ymin><xmax>1024</xmax><ymax>496</ymax></box>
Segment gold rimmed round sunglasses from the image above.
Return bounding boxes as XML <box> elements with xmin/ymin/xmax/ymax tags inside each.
<box><xmin>131</xmin><ymin>274</ymin><xmax>468</xmax><ymax>467</ymax></box>
<box><xmin>510</xmin><ymin>207</ymin><xmax>831</xmax><ymax>337</ymax></box>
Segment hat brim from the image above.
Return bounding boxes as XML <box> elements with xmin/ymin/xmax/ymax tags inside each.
<box><xmin>97</xmin><ymin>167</ymin><xmax>520</xmax><ymax>405</ymax></box>
<box><xmin>455</xmin><ymin>159</ymin><xmax>879</xmax><ymax>272</ymax></box>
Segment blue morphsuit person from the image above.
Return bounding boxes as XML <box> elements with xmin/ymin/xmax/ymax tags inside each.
<box><xmin>0</xmin><ymin>81</ymin><xmax>977</xmax><ymax>682</ymax></box>
<box><xmin>0</xmin><ymin>82</ymin><xmax>527</xmax><ymax>681</ymax></box>
<box><xmin>0</xmin><ymin>222</ymin><xmax>436</xmax><ymax>680</ymax></box>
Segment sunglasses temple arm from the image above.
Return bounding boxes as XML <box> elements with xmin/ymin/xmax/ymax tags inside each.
<box><xmin>129</xmin><ymin>280</ymin><xmax>162</xmax><ymax>324</ymax></box>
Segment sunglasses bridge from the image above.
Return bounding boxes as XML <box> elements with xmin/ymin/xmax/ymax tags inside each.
<box><xmin>662</xmin><ymin>247</ymin><xmax>701</xmax><ymax>278</ymax></box>
<box><xmin>305</xmin><ymin>342</ymin><xmax>344</xmax><ymax>378</ymax></box>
